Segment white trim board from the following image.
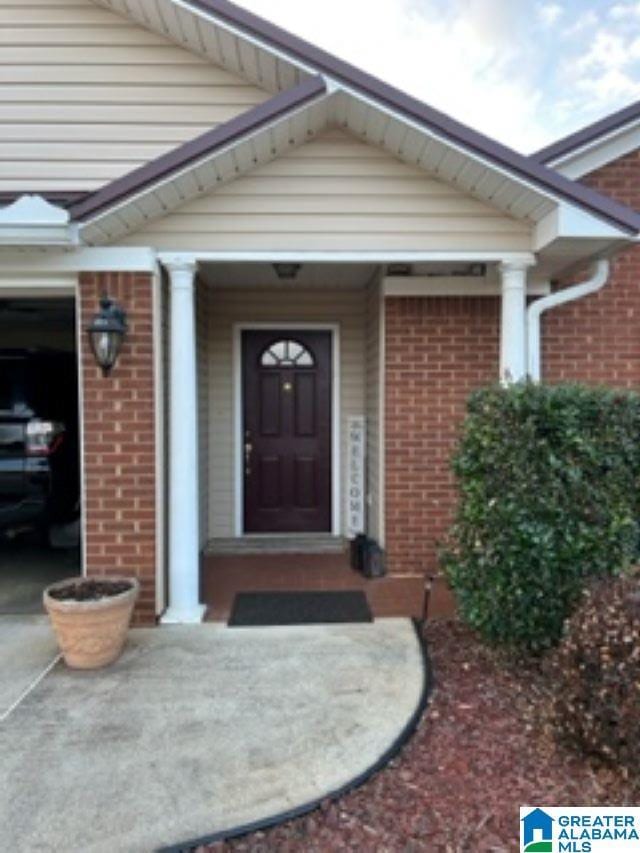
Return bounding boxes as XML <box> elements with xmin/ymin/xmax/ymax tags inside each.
<box><xmin>547</xmin><ymin>120</ymin><xmax>640</xmax><ymax>180</ymax></box>
<box><xmin>383</xmin><ymin>276</ymin><xmax>551</xmax><ymax>297</ymax></box>
<box><xmin>0</xmin><ymin>195</ymin><xmax>76</xmax><ymax>247</ymax></box>
<box><xmin>0</xmin><ymin>275</ymin><xmax>77</xmax><ymax>297</ymax></box>
<box><xmin>376</xmin><ymin>269</ymin><xmax>386</xmax><ymax>548</ymax></box>
<box><xmin>151</xmin><ymin>266</ymin><xmax>166</xmax><ymax>617</ymax></box>
<box><xmin>161</xmin><ymin>251</ymin><xmax>537</xmax><ymax>265</ymax></box>
<box><xmin>73</xmin><ymin>279</ymin><xmax>87</xmax><ymax>582</ymax></box>
<box><xmin>0</xmin><ymin>248</ymin><xmax>157</xmax><ymax>274</ymax></box>
<box><xmin>232</xmin><ymin>322</ymin><xmax>341</xmax><ymax>538</ymax></box>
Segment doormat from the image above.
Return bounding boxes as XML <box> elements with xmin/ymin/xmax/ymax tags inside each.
<box><xmin>228</xmin><ymin>590</ymin><xmax>373</xmax><ymax>627</ymax></box>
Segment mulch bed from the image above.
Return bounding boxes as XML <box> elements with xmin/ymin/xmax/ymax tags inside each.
<box><xmin>196</xmin><ymin>619</ymin><xmax>640</xmax><ymax>852</ymax></box>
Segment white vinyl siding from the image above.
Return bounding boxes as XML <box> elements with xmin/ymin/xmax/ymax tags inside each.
<box><xmin>0</xmin><ymin>0</ymin><xmax>268</xmax><ymax>191</ymax></box>
<box><xmin>204</xmin><ymin>285</ymin><xmax>368</xmax><ymax>540</ymax></box>
<box><xmin>121</xmin><ymin>129</ymin><xmax>533</xmax><ymax>252</ymax></box>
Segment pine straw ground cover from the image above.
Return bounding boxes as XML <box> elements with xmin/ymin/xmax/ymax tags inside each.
<box><xmin>198</xmin><ymin>619</ymin><xmax>639</xmax><ymax>853</ymax></box>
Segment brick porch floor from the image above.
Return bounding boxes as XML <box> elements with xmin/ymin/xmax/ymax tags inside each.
<box><xmin>200</xmin><ymin>550</ymin><xmax>456</xmax><ymax>622</ymax></box>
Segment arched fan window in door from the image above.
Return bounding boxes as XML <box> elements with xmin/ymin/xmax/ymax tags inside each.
<box><xmin>260</xmin><ymin>339</ymin><xmax>315</xmax><ymax>368</ymax></box>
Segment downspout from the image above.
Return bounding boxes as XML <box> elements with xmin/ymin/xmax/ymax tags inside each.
<box><xmin>527</xmin><ymin>259</ymin><xmax>610</xmax><ymax>381</ymax></box>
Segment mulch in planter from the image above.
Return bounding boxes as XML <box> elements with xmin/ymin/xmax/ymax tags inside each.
<box><xmin>48</xmin><ymin>580</ymin><xmax>132</xmax><ymax>602</ymax></box>
<box><xmin>195</xmin><ymin>619</ymin><xmax>640</xmax><ymax>852</ymax></box>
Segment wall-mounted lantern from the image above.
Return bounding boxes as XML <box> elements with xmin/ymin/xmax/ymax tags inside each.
<box><xmin>87</xmin><ymin>296</ymin><xmax>128</xmax><ymax>376</ymax></box>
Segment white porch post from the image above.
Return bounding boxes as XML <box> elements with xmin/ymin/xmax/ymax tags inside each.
<box><xmin>162</xmin><ymin>259</ymin><xmax>206</xmax><ymax>624</ymax></box>
<box><xmin>499</xmin><ymin>260</ymin><xmax>530</xmax><ymax>383</ymax></box>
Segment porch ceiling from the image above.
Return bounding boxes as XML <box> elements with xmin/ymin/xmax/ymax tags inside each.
<box><xmin>198</xmin><ymin>261</ymin><xmax>377</xmax><ymax>289</ymax></box>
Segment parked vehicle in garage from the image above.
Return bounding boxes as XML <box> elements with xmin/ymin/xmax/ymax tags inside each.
<box><xmin>0</xmin><ymin>349</ymin><xmax>80</xmax><ymax>544</ymax></box>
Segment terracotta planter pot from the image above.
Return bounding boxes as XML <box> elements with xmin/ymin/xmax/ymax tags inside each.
<box><xmin>43</xmin><ymin>576</ymin><xmax>139</xmax><ymax>670</ymax></box>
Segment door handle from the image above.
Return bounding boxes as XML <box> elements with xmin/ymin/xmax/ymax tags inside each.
<box><xmin>244</xmin><ymin>440</ymin><xmax>253</xmax><ymax>476</ymax></box>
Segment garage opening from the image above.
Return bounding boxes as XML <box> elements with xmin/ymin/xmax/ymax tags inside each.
<box><xmin>0</xmin><ymin>297</ymin><xmax>81</xmax><ymax>614</ymax></box>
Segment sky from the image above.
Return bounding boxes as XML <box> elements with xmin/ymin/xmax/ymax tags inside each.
<box><xmin>238</xmin><ymin>0</ymin><xmax>640</xmax><ymax>154</ymax></box>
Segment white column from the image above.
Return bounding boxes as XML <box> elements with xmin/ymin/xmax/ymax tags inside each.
<box><xmin>162</xmin><ymin>259</ymin><xmax>206</xmax><ymax>624</ymax></box>
<box><xmin>499</xmin><ymin>261</ymin><xmax>530</xmax><ymax>383</ymax></box>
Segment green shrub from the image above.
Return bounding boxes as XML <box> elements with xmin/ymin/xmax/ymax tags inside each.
<box><xmin>546</xmin><ymin>571</ymin><xmax>640</xmax><ymax>771</ymax></box>
<box><xmin>443</xmin><ymin>382</ymin><xmax>640</xmax><ymax>652</ymax></box>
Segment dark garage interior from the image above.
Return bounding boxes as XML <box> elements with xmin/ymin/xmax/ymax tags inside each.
<box><xmin>0</xmin><ymin>297</ymin><xmax>81</xmax><ymax>614</ymax></box>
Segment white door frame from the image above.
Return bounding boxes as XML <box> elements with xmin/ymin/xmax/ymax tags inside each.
<box><xmin>232</xmin><ymin>322</ymin><xmax>341</xmax><ymax>537</ymax></box>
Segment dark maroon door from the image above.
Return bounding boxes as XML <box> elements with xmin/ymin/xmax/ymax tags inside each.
<box><xmin>243</xmin><ymin>330</ymin><xmax>332</xmax><ymax>533</ymax></box>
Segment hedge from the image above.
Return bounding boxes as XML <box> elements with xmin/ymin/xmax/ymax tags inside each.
<box><xmin>546</xmin><ymin>570</ymin><xmax>640</xmax><ymax>771</ymax></box>
<box><xmin>442</xmin><ymin>382</ymin><xmax>640</xmax><ymax>653</ymax></box>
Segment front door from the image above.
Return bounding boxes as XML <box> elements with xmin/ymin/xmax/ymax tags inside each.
<box><xmin>243</xmin><ymin>330</ymin><xmax>332</xmax><ymax>533</ymax></box>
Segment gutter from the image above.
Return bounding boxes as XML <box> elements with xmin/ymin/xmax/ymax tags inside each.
<box><xmin>527</xmin><ymin>259</ymin><xmax>610</xmax><ymax>381</ymax></box>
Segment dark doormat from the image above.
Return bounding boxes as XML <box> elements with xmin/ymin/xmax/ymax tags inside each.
<box><xmin>228</xmin><ymin>590</ymin><xmax>373</xmax><ymax>627</ymax></box>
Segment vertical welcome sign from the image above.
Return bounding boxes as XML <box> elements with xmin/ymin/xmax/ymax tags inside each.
<box><xmin>346</xmin><ymin>416</ymin><xmax>366</xmax><ymax>538</ymax></box>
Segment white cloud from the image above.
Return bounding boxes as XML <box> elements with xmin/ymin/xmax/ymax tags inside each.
<box><xmin>609</xmin><ymin>1</ymin><xmax>640</xmax><ymax>19</ymax></box>
<box><xmin>539</xmin><ymin>3</ymin><xmax>563</xmax><ymax>26</ymax></box>
<box><xmin>576</xmin><ymin>31</ymin><xmax>640</xmax><ymax>72</ymax></box>
<box><xmin>576</xmin><ymin>68</ymin><xmax>640</xmax><ymax>104</ymax></box>
<box><xmin>237</xmin><ymin>0</ymin><xmax>639</xmax><ymax>153</ymax></box>
<box><xmin>240</xmin><ymin>0</ymin><xmax>548</xmax><ymax>150</ymax></box>
<box><xmin>562</xmin><ymin>16</ymin><xmax>640</xmax><ymax>108</ymax></box>
<box><xmin>563</xmin><ymin>9</ymin><xmax>599</xmax><ymax>35</ymax></box>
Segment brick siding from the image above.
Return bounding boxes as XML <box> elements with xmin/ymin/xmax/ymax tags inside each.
<box><xmin>543</xmin><ymin>149</ymin><xmax>640</xmax><ymax>386</ymax></box>
<box><xmin>383</xmin><ymin>150</ymin><xmax>640</xmax><ymax>611</ymax></box>
<box><xmin>384</xmin><ymin>296</ymin><xmax>499</xmax><ymax>581</ymax></box>
<box><xmin>79</xmin><ymin>272</ymin><xmax>157</xmax><ymax>625</ymax></box>
<box><xmin>542</xmin><ymin>250</ymin><xmax>640</xmax><ymax>385</ymax></box>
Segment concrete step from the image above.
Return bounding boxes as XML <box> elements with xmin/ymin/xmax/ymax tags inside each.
<box><xmin>206</xmin><ymin>535</ymin><xmax>347</xmax><ymax>556</ymax></box>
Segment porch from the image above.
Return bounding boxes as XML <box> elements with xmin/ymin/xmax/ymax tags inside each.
<box><xmin>201</xmin><ymin>543</ymin><xmax>425</xmax><ymax>622</ymax></box>
<box><xmin>192</xmin><ymin>260</ymin><xmax>391</xmax><ymax>620</ymax></box>
<box><xmin>162</xmin><ymin>255</ymin><xmax>537</xmax><ymax>624</ymax></box>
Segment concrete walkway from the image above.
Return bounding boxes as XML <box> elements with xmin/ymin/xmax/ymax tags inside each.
<box><xmin>0</xmin><ymin>618</ymin><xmax>426</xmax><ymax>853</ymax></box>
<box><xmin>0</xmin><ymin>615</ymin><xmax>59</xmax><ymax>715</ymax></box>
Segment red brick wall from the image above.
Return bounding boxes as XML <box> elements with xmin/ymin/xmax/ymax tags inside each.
<box><xmin>382</xmin><ymin>150</ymin><xmax>640</xmax><ymax>607</ymax></box>
<box><xmin>544</xmin><ymin>149</ymin><xmax>640</xmax><ymax>386</ymax></box>
<box><xmin>384</xmin><ymin>296</ymin><xmax>499</xmax><ymax>580</ymax></box>
<box><xmin>583</xmin><ymin>149</ymin><xmax>640</xmax><ymax>209</ymax></box>
<box><xmin>79</xmin><ymin>272</ymin><xmax>157</xmax><ymax>625</ymax></box>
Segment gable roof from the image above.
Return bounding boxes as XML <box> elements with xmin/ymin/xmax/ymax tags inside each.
<box><xmin>534</xmin><ymin>100</ymin><xmax>640</xmax><ymax>166</ymax></box>
<box><xmin>72</xmin><ymin>0</ymin><xmax>640</xmax><ymax>239</ymax></box>
<box><xmin>69</xmin><ymin>76</ymin><xmax>326</xmax><ymax>222</ymax></box>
